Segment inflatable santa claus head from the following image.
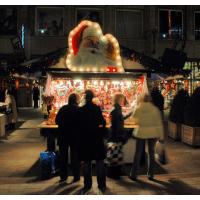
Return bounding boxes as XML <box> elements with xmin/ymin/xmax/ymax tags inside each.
<box><xmin>66</xmin><ymin>20</ymin><xmax>124</xmax><ymax>72</ymax></box>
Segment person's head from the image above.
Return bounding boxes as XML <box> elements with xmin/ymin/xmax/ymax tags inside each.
<box><xmin>85</xmin><ymin>90</ymin><xmax>94</xmax><ymax>103</ymax></box>
<box><xmin>143</xmin><ymin>94</ymin><xmax>152</xmax><ymax>103</ymax></box>
<box><xmin>68</xmin><ymin>93</ymin><xmax>79</xmax><ymax>105</ymax></box>
<box><xmin>113</xmin><ymin>93</ymin><xmax>126</xmax><ymax>107</ymax></box>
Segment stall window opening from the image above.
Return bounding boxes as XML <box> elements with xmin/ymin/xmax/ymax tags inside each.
<box><xmin>159</xmin><ymin>9</ymin><xmax>183</xmax><ymax>39</ymax></box>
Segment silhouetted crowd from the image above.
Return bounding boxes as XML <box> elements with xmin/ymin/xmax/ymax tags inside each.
<box><xmin>55</xmin><ymin>89</ymin><xmax>164</xmax><ymax>194</ymax></box>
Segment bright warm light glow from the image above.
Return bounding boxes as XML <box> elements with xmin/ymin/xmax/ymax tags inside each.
<box><xmin>94</xmin><ymin>23</ymin><xmax>99</xmax><ymax>28</ymax></box>
<box><xmin>126</xmin><ymin>81</ymin><xmax>132</xmax><ymax>87</ymax></box>
<box><xmin>92</xmin><ymin>67</ymin><xmax>97</xmax><ymax>72</ymax></box>
<box><xmin>97</xmin><ymin>30</ymin><xmax>101</xmax><ymax>35</ymax></box>
<box><xmin>106</xmin><ymin>68</ymin><xmax>110</xmax><ymax>72</ymax></box>
<box><xmin>116</xmin><ymin>56</ymin><xmax>121</xmax><ymax>60</ymax></box>
<box><xmin>112</xmin><ymin>81</ymin><xmax>120</xmax><ymax>85</ymax></box>
<box><xmin>93</xmin><ymin>80</ymin><xmax>98</xmax><ymax>85</ymax></box>
<box><xmin>66</xmin><ymin>20</ymin><xmax>124</xmax><ymax>72</ymax></box>
<box><xmin>87</xmin><ymin>21</ymin><xmax>92</xmax><ymax>26</ymax></box>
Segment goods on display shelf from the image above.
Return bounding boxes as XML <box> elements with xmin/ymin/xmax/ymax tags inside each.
<box><xmin>44</xmin><ymin>72</ymin><xmax>148</xmax><ymax>125</ymax></box>
<box><xmin>158</xmin><ymin>79</ymin><xmax>190</xmax><ymax>108</ymax></box>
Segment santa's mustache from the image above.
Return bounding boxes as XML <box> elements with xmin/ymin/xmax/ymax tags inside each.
<box><xmin>79</xmin><ymin>47</ymin><xmax>104</xmax><ymax>55</ymax></box>
<box><xmin>70</xmin><ymin>47</ymin><xmax>113</xmax><ymax>69</ymax></box>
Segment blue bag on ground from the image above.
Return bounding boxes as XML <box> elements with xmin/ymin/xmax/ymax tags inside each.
<box><xmin>40</xmin><ymin>151</ymin><xmax>57</xmax><ymax>179</ymax></box>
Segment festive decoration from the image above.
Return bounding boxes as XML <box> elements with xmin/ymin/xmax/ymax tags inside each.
<box><xmin>45</xmin><ymin>74</ymin><xmax>148</xmax><ymax>125</ymax></box>
<box><xmin>15</xmin><ymin>79</ymin><xmax>19</xmax><ymax>89</ymax></box>
<box><xmin>66</xmin><ymin>20</ymin><xmax>124</xmax><ymax>73</ymax></box>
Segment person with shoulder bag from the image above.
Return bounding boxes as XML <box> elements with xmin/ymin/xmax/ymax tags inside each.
<box><xmin>130</xmin><ymin>94</ymin><xmax>164</xmax><ymax>181</ymax></box>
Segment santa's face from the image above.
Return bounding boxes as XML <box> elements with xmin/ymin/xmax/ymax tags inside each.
<box><xmin>82</xmin><ymin>36</ymin><xmax>99</xmax><ymax>50</ymax></box>
<box><xmin>66</xmin><ymin>20</ymin><xmax>124</xmax><ymax>72</ymax></box>
<box><xmin>70</xmin><ymin>36</ymin><xmax>115</xmax><ymax>71</ymax></box>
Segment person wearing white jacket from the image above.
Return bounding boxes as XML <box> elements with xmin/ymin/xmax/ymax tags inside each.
<box><xmin>5</xmin><ymin>89</ymin><xmax>18</xmax><ymax>129</ymax></box>
<box><xmin>130</xmin><ymin>94</ymin><xmax>164</xmax><ymax>181</ymax></box>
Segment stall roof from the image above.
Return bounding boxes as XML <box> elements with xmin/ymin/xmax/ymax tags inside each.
<box><xmin>48</xmin><ymin>71</ymin><xmax>143</xmax><ymax>79</ymax></box>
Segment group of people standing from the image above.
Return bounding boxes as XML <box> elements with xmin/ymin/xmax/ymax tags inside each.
<box><xmin>55</xmin><ymin>88</ymin><xmax>164</xmax><ymax>194</ymax></box>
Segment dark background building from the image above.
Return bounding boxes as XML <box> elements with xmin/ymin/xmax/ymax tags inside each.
<box><xmin>1</xmin><ymin>5</ymin><xmax>200</xmax><ymax>60</ymax></box>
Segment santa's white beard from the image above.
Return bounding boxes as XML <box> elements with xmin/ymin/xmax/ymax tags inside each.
<box><xmin>69</xmin><ymin>48</ymin><xmax>116</xmax><ymax>71</ymax></box>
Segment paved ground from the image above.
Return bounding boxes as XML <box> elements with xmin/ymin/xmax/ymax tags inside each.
<box><xmin>0</xmin><ymin>108</ymin><xmax>200</xmax><ymax>195</ymax></box>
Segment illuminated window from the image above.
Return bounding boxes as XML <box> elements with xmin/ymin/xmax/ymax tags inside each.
<box><xmin>195</xmin><ymin>12</ymin><xmax>200</xmax><ymax>40</ymax></box>
<box><xmin>159</xmin><ymin>9</ymin><xmax>183</xmax><ymax>39</ymax></box>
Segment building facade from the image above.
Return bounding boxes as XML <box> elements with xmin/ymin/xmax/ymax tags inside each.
<box><xmin>1</xmin><ymin>5</ymin><xmax>200</xmax><ymax>60</ymax></box>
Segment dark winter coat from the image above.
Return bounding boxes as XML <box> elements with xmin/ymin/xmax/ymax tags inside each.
<box><xmin>151</xmin><ymin>88</ymin><xmax>164</xmax><ymax>112</ymax></box>
<box><xmin>110</xmin><ymin>103</ymin><xmax>131</xmax><ymax>143</ymax></box>
<box><xmin>79</xmin><ymin>102</ymin><xmax>106</xmax><ymax>161</ymax></box>
<box><xmin>55</xmin><ymin>104</ymin><xmax>80</xmax><ymax>146</ymax></box>
<box><xmin>33</xmin><ymin>87</ymin><xmax>40</xmax><ymax>101</ymax></box>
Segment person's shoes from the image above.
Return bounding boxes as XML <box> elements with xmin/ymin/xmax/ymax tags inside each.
<box><xmin>97</xmin><ymin>186</ymin><xmax>107</xmax><ymax>195</ymax></box>
<box><xmin>99</xmin><ymin>186</ymin><xmax>107</xmax><ymax>194</ymax></box>
<box><xmin>148</xmin><ymin>176</ymin><xmax>154</xmax><ymax>181</ymax></box>
<box><xmin>129</xmin><ymin>176</ymin><xmax>137</xmax><ymax>181</ymax></box>
<box><xmin>80</xmin><ymin>187</ymin><xmax>92</xmax><ymax>195</ymax></box>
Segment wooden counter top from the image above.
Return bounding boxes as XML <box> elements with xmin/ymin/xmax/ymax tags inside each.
<box><xmin>38</xmin><ymin>121</ymin><xmax>138</xmax><ymax>129</ymax></box>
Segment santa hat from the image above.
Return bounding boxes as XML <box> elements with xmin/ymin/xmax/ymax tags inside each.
<box><xmin>71</xmin><ymin>24</ymin><xmax>88</xmax><ymax>56</ymax></box>
<box><xmin>70</xmin><ymin>21</ymin><xmax>102</xmax><ymax>56</ymax></box>
<box><xmin>82</xmin><ymin>25</ymin><xmax>101</xmax><ymax>39</ymax></box>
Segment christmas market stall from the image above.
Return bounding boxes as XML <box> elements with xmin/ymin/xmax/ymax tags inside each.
<box><xmin>39</xmin><ymin>20</ymin><xmax>149</xmax><ymax>163</ymax></box>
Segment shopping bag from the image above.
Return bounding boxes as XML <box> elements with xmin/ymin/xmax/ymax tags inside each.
<box><xmin>106</xmin><ymin>142</ymin><xmax>123</xmax><ymax>166</ymax></box>
<box><xmin>40</xmin><ymin>151</ymin><xmax>57</xmax><ymax>179</ymax></box>
<box><xmin>155</xmin><ymin>141</ymin><xmax>168</xmax><ymax>165</ymax></box>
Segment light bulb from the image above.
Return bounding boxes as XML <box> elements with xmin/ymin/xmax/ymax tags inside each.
<box><xmin>66</xmin><ymin>59</ymin><xmax>70</xmax><ymax>65</ymax></box>
<box><xmin>88</xmin><ymin>21</ymin><xmax>92</xmax><ymax>26</ymax></box>
<box><xmin>111</xmin><ymin>38</ymin><xmax>115</xmax><ymax>43</ymax></box>
<box><xmin>116</xmin><ymin>49</ymin><xmax>120</xmax><ymax>54</ymax></box>
<box><xmin>97</xmin><ymin>30</ymin><xmax>101</xmax><ymax>35</ymax></box>
<box><xmin>116</xmin><ymin>55</ymin><xmax>121</xmax><ymax>60</ymax></box>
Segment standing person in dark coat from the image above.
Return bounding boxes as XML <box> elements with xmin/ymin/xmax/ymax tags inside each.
<box><xmin>55</xmin><ymin>93</ymin><xmax>80</xmax><ymax>183</ymax></box>
<box><xmin>151</xmin><ymin>86</ymin><xmax>164</xmax><ymax>117</ymax></box>
<box><xmin>32</xmin><ymin>85</ymin><xmax>40</xmax><ymax>108</ymax></box>
<box><xmin>79</xmin><ymin>90</ymin><xmax>106</xmax><ymax>194</ymax></box>
<box><xmin>107</xmin><ymin>93</ymin><xmax>132</xmax><ymax>179</ymax></box>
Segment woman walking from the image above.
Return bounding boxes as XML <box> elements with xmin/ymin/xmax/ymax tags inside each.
<box><xmin>130</xmin><ymin>95</ymin><xmax>164</xmax><ymax>181</ymax></box>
